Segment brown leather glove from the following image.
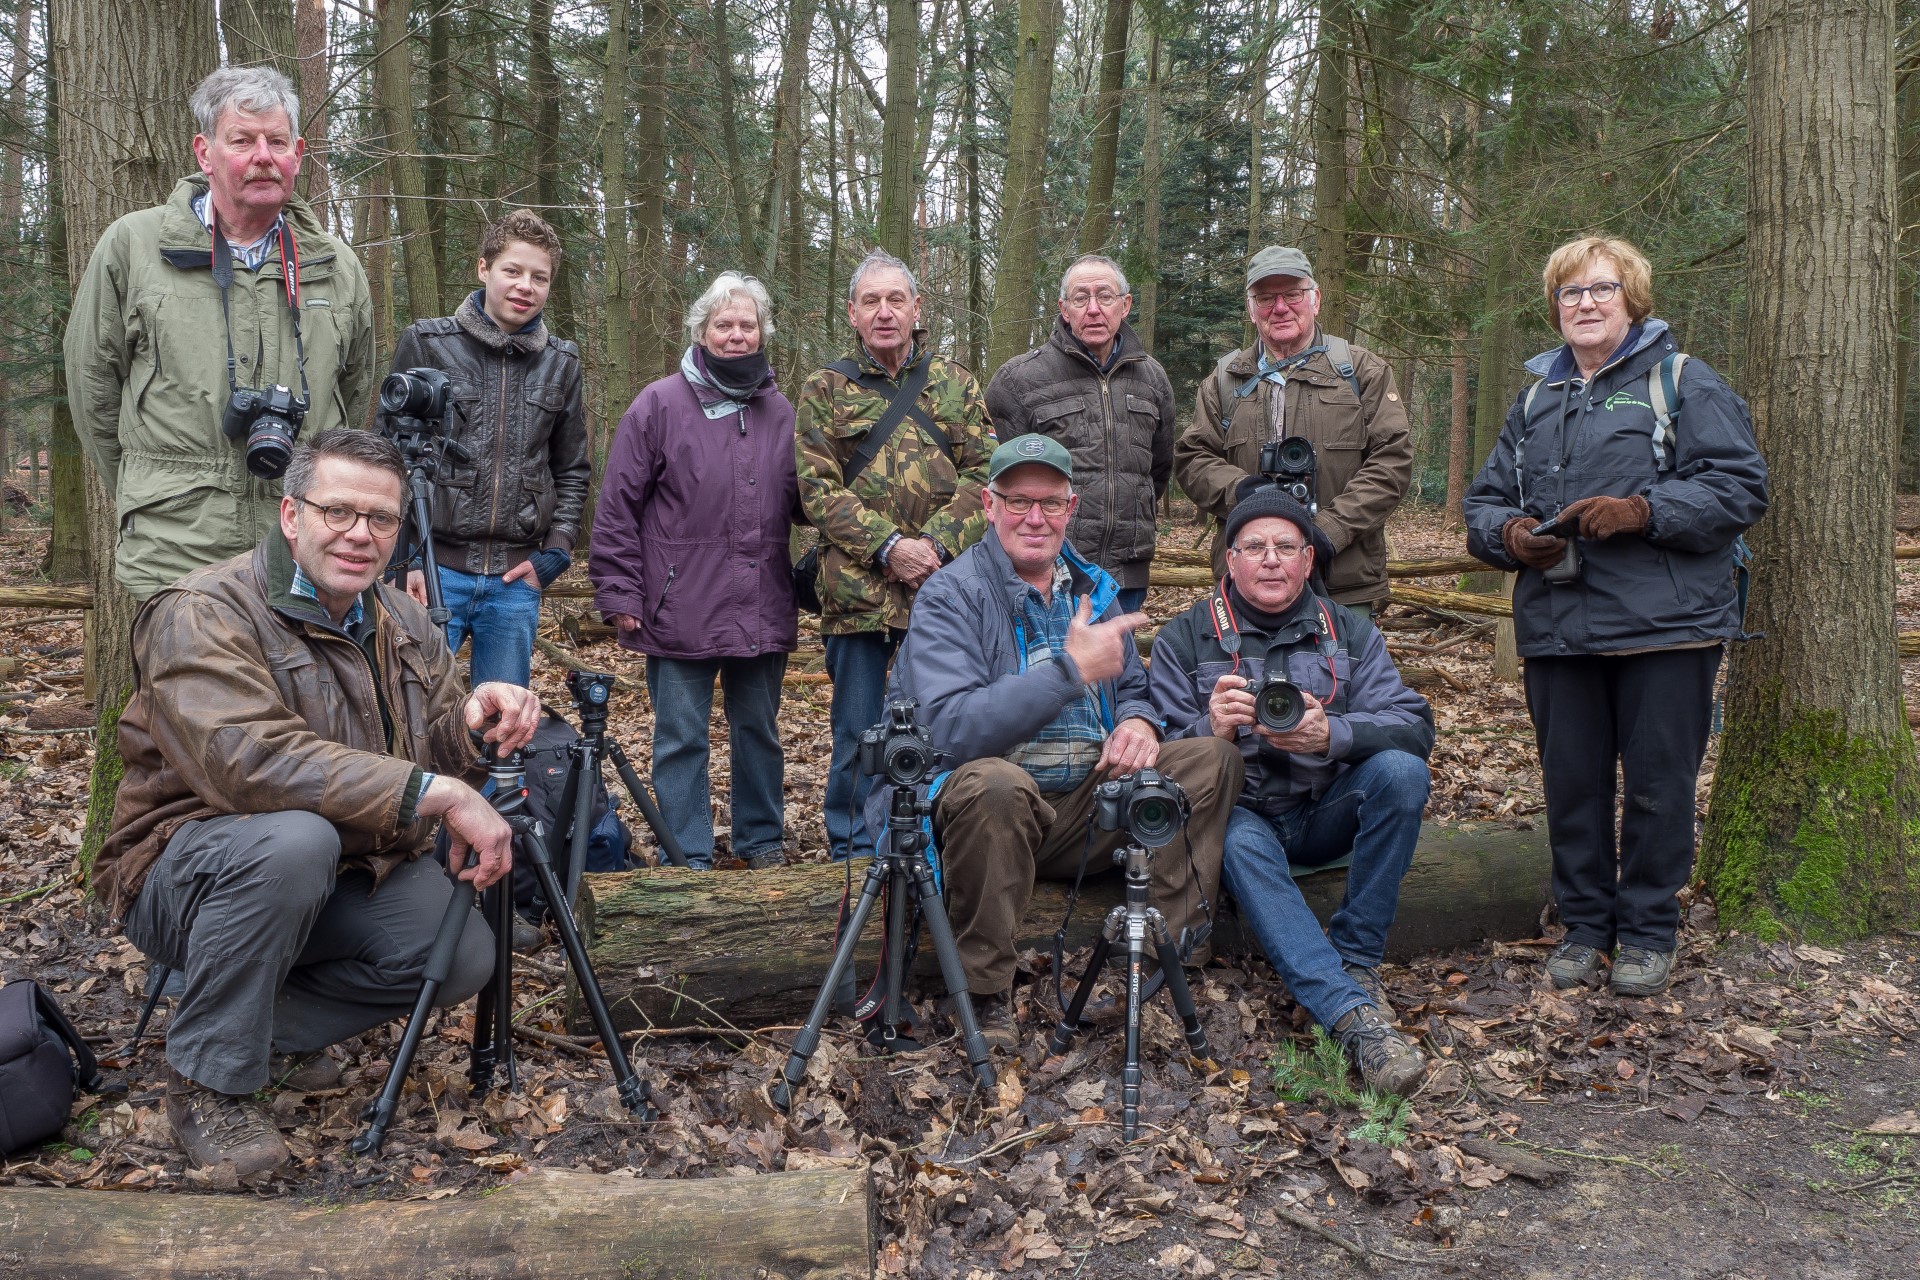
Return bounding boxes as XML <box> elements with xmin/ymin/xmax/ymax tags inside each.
<box><xmin>1558</xmin><ymin>494</ymin><xmax>1651</xmax><ymax>541</ymax></box>
<box><xmin>1502</xmin><ymin>516</ymin><xmax>1569</xmax><ymax>570</ymax></box>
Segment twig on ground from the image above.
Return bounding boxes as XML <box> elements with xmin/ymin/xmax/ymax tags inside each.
<box><xmin>1271</xmin><ymin>1202</ymin><xmax>1424</xmax><ymax>1269</ymax></box>
<box><xmin>1503</xmin><ymin>1138</ymin><xmax>1670</xmax><ymax>1179</ymax></box>
<box><xmin>1714</xmin><ymin>1168</ymin><xmax>1770</xmax><ymax>1218</ymax></box>
<box><xmin>0</xmin><ymin>880</ymin><xmax>60</xmax><ymax>906</ymax></box>
<box><xmin>0</xmin><ymin>724</ymin><xmax>93</xmax><ymax>737</ymax></box>
<box><xmin>1834</xmin><ymin>1170</ymin><xmax>1920</xmax><ymax>1194</ymax></box>
<box><xmin>0</xmin><ymin>612</ymin><xmax>83</xmax><ymax>631</ymax></box>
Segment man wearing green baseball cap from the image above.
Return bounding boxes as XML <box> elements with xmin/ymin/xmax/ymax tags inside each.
<box><xmin>1173</xmin><ymin>246</ymin><xmax>1413</xmax><ymax>616</ymax></box>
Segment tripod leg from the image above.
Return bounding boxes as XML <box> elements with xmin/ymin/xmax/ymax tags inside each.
<box><xmin>1122</xmin><ymin>934</ymin><xmax>1146</xmax><ymax>1142</ymax></box>
<box><xmin>1047</xmin><ymin>926</ymin><xmax>1119</xmax><ymax>1057</ymax></box>
<box><xmin>903</xmin><ymin>861</ymin><xmax>996</xmax><ymax>1089</ymax></box>
<box><xmin>770</xmin><ymin>859</ymin><xmax>889</xmax><ymax>1111</ymax></box>
<box><xmin>468</xmin><ymin>881</ymin><xmax>514</xmax><ymax>1094</ymax></box>
<box><xmin>603</xmin><ymin>739</ymin><xmax>691</xmax><ymax>867</ymax></box>
<box><xmin>521</xmin><ymin>837</ymin><xmax>658</xmax><ymax>1119</ymax></box>
<box><xmin>350</xmin><ymin>874</ymin><xmax>479</xmax><ymax>1156</ymax></box>
<box><xmin>562</xmin><ymin>742</ymin><xmax>598</xmax><ymax>915</ymax></box>
<box><xmin>871</xmin><ymin>863</ymin><xmax>913</xmax><ymax>1051</ymax></box>
<box><xmin>1150</xmin><ymin>916</ymin><xmax>1214</xmax><ymax>1063</ymax></box>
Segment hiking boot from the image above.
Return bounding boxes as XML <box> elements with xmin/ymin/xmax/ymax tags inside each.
<box><xmin>1610</xmin><ymin>946</ymin><xmax>1676</xmax><ymax>997</ymax></box>
<box><xmin>511</xmin><ymin>917</ymin><xmax>546</xmax><ymax>955</ymax></box>
<box><xmin>268</xmin><ymin>1051</ymin><xmax>341</xmax><ymax>1092</ymax></box>
<box><xmin>165</xmin><ymin>1066</ymin><xmax>290</xmax><ymax>1177</ymax></box>
<box><xmin>1342</xmin><ymin>961</ymin><xmax>1395</xmax><ymax>1020</ymax></box>
<box><xmin>741</xmin><ymin>850</ymin><xmax>787</xmax><ymax>870</ymax></box>
<box><xmin>1545</xmin><ymin>940</ymin><xmax>1605</xmax><ymax>989</ymax></box>
<box><xmin>954</xmin><ymin>990</ymin><xmax>1020</xmax><ymax>1052</ymax></box>
<box><xmin>1331</xmin><ymin>1004</ymin><xmax>1427</xmax><ymax>1097</ymax></box>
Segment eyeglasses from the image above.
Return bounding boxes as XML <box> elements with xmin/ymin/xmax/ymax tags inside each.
<box><xmin>990</xmin><ymin>490</ymin><xmax>1073</xmax><ymax>518</ymax></box>
<box><xmin>1064</xmin><ymin>288</ymin><xmax>1125</xmax><ymax>310</ymax></box>
<box><xmin>1554</xmin><ymin>281</ymin><xmax>1622</xmax><ymax>307</ymax></box>
<box><xmin>1249</xmin><ymin>287</ymin><xmax>1315</xmax><ymax>312</ymax></box>
<box><xmin>1230</xmin><ymin>539</ymin><xmax>1307</xmax><ymax>563</ymax></box>
<box><xmin>293</xmin><ymin>496</ymin><xmax>403</xmax><ymax>538</ymax></box>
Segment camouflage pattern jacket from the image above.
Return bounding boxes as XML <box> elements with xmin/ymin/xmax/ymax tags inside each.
<box><xmin>794</xmin><ymin>342</ymin><xmax>996</xmax><ymax>635</ymax></box>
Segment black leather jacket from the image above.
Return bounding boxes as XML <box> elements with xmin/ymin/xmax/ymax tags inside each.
<box><xmin>388</xmin><ymin>294</ymin><xmax>590</xmax><ymax>576</ymax></box>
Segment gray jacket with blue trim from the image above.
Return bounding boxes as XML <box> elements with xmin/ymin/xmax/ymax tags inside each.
<box><xmin>1461</xmin><ymin>319</ymin><xmax>1769</xmax><ymax>657</ymax></box>
<box><xmin>1149</xmin><ymin>586</ymin><xmax>1433</xmax><ymax>818</ymax></box>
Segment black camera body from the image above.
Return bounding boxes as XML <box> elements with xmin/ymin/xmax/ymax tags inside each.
<box><xmin>1094</xmin><ymin>768</ymin><xmax>1190</xmax><ymax>849</ymax></box>
<box><xmin>379</xmin><ymin>367</ymin><xmax>455</xmax><ymax>431</ymax></box>
<box><xmin>1255</xmin><ymin>674</ymin><xmax>1308</xmax><ymax>734</ymax></box>
<box><xmin>1257</xmin><ymin>434</ymin><xmax>1318</xmax><ymax>512</ymax></box>
<box><xmin>858</xmin><ymin>698</ymin><xmax>940</xmax><ymax>788</ymax></box>
<box><xmin>221</xmin><ymin>383</ymin><xmax>309</xmax><ymax>479</ymax></box>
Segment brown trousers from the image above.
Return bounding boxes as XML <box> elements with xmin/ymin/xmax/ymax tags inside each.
<box><xmin>931</xmin><ymin>736</ymin><xmax>1243</xmax><ymax>995</ymax></box>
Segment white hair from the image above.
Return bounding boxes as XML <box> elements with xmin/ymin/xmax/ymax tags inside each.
<box><xmin>1058</xmin><ymin>254</ymin><xmax>1130</xmax><ymax>300</ymax></box>
<box><xmin>685</xmin><ymin>271</ymin><xmax>775</xmax><ymax>345</ymax></box>
<box><xmin>847</xmin><ymin>247</ymin><xmax>918</xmax><ymax>303</ymax></box>
<box><xmin>191</xmin><ymin>65</ymin><xmax>300</xmax><ymax>137</ymax></box>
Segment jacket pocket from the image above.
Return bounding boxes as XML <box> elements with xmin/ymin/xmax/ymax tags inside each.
<box><xmin>393</xmin><ymin>641</ymin><xmax>435</xmax><ymax>752</ymax></box>
<box><xmin>264</xmin><ymin>646</ymin><xmax>332</xmax><ymax>735</ymax></box>
<box><xmin>648</xmin><ymin>563</ymin><xmax>680</xmax><ymax>625</ymax></box>
<box><xmin>1031</xmin><ymin>396</ymin><xmax>1094</xmax><ymax>450</ymax></box>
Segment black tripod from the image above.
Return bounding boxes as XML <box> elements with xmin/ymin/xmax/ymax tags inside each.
<box><xmin>1048</xmin><ymin>844</ymin><xmax>1213</xmax><ymax>1140</ymax></box>
<box><xmin>378</xmin><ymin>368</ymin><xmax>467</xmax><ymax>628</ymax></box>
<box><xmin>350</xmin><ymin>735</ymin><xmax>657</xmax><ymax>1155</ymax></box>
<box><xmin>770</xmin><ymin>771</ymin><xmax>996</xmax><ymax>1110</ymax></box>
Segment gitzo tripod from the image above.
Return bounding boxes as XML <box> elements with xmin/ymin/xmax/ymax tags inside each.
<box><xmin>770</xmin><ymin>699</ymin><xmax>996</xmax><ymax>1110</ymax></box>
<box><xmin>377</xmin><ymin>367</ymin><xmax>467</xmax><ymax>628</ymax></box>
<box><xmin>350</xmin><ymin>731</ymin><xmax>658</xmax><ymax>1156</ymax></box>
<box><xmin>1048</xmin><ymin>771</ymin><xmax>1214</xmax><ymax>1141</ymax></box>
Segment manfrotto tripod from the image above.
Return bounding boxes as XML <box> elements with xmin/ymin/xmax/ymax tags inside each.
<box><xmin>1048</xmin><ymin>843</ymin><xmax>1214</xmax><ymax>1140</ymax></box>
<box><xmin>350</xmin><ymin>733</ymin><xmax>658</xmax><ymax>1155</ymax></box>
<box><xmin>770</xmin><ymin>702</ymin><xmax>996</xmax><ymax>1109</ymax></box>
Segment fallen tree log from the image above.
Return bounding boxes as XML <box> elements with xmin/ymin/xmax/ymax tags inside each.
<box><xmin>0</xmin><ymin>584</ymin><xmax>94</xmax><ymax>610</ymax></box>
<box><xmin>0</xmin><ymin>1166</ymin><xmax>873</xmax><ymax>1280</ymax></box>
<box><xmin>575</xmin><ymin>822</ymin><xmax>1550</xmax><ymax>1033</ymax></box>
<box><xmin>1387</xmin><ymin>583</ymin><xmax>1513</xmax><ymax>618</ymax></box>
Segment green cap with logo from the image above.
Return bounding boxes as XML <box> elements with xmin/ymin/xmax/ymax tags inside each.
<box><xmin>988</xmin><ymin>433</ymin><xmax>1074</xmax><ymax>483</ymax></box>
<box><xmin>1247</xmin><ymin>246</ymin><xmax>1316</xmax><ymax>289</ymax></box>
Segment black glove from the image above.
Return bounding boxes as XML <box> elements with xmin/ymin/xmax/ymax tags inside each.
<box><xmin>527</xmin><ymin>548</ymin><xmax>571</xmax><ymax>588</ymax></box>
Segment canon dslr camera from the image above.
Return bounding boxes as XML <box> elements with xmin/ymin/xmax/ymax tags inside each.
<box><xmin>1254</xmin><ymin>674</ymin><xmax>1309</xmax><ymax>734</ymax></box>
<box><xmin>857</xmin><ymin>698</ymin><xmax>940</xmax><ymax>788</ymax></box>
<box><xmin>1094</xmin><ymin>768</ymin><xmax>1190</xmax><ymax>849</ymax></box>
<box><xmin>222</xmin><ymin>383</ymin><xmax>309</xmax><ymax>479</ymax></box>
<box><xmin>378</xmin><ymin>367</ymin><xmax>454</xmax><ymax>431</ymax></box>
<box><xmin>1257</xmin><ymin>434</ymin><xmax>1318</xmax><ymax>512</ymax></box>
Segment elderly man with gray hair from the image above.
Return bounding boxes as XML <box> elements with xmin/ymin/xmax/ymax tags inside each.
<box><xmin>591</xmin><ymin>271</ymin><xmax>800</xmax><ymax>870</ymax></box>
<box><xmin>985</xmin><ymin>253</ymin><xmax>1177</xmax><ymax>613</ymax></box>
<box><xmin>795</xmin><ymin>247</ymin><xmax>997</xmax><ymax>862</ymax></box>
<box><xmin>65</xmin><ymin>64</ymin><xmax>375</xmax><ymax>600</ymax></box>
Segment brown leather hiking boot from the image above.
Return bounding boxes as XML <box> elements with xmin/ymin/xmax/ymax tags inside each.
<box><xmin>166</xmin><ymin>1066</ymin><xmax>289</xmax><ymax>1177</ymax></box>
<box><xmin>268</xmin><ymin>1052</ymin><xmax>342</xmax><ymax>1092</ymax></box>
<box><xmin>1331</xmin><ymin>1004</ymin><xmax>1427</xmax><ymax>1097</ymax></box>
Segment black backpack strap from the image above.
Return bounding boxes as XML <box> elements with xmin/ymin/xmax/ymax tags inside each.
<box><xmin>829</xmin><ymin>355</ymin><xmax>945</xmax><ymax>484</ymax></box>
<box><xmin>30</xmin><ymin>982</ymin><xmax>100</xmax><ymax>1091</ymax></box>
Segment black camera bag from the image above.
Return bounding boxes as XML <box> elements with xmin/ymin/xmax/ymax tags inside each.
<box><xmin>0</xmin><ymin>979</ymin><xmax>100</xmax><ymax>1155</ymax></box>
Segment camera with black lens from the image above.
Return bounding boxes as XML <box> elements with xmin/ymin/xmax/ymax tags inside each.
<box><xmin>1094</xmin><ymin>768</ymin><xmax>1190</xmax><ymax>849</ymax></box>
<box><xmin>378</xmin><ymin>367</ymin><xmax>454</xmax><ymax>432</ymax></box>
<box><xmin>221</xmin><ymin>383</ymin><xmax>309</xmax><ymax>479</ymax></box>
<box><xmin>857</xmin><ymin>698</ymin><xmax>939</xmax><ymax>788</ymax></box>
<box><xmin>1254</xmin><ymin>674</ymin><xmax>1308</xmax><ymax>734</ymax></box>
<box><xmin>1257</xmin><ymin>434</ymin><xmax>1318</xmax><ymax>512</ymax></box>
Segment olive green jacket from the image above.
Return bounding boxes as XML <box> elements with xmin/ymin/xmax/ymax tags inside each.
<box><xmin>794</xmin><ymin>342</ymin><xmax>996</xmax><ymax>635</ymax></box>
<box><xmin>65</xmin><ymin>176</ymin><xmax>376</xmax><ymax>599</ymax></box>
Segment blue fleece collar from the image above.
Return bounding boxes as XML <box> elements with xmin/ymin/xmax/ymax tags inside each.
<box><xmin>1525</xmin><ymin>318</ymin><xmax>1668</xmax><ymax>383</ymax></box>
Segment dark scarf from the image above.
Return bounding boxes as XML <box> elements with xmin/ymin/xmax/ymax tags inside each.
<box><xmin>1227</xmin><ymin>580</ymin><xmax>1318</xmax><ymax>636</ymax></box>
<box><xmin>455</xmin><ymin>290</ymin><xmax>550</xmax><ymax>355</ymax></box>
<box><xmin>696</xmin><ymin>346</ymin><xmax>770</xmax><ymax>401</ymax></box>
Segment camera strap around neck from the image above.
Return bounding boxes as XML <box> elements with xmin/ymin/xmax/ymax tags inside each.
<box><xmin>211</xmin><ymin>211</ymin><xmax>311</xmax><ymax>406</ymax></box>
<box><xmin>1207</xmin><ymin>582</ymin><xmax>1341</xmax><ymax>698</ymax></box>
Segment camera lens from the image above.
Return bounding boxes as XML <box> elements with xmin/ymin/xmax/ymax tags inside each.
<box><xmin>1256</xmin><ymin>677</ymin><xmax>1307</xmax><ymax>733</ymax></box>
<box><xmin>246</xmin><ymin>415</ymin><xmax>297</xmax><ymax>479</ymax></box>
<box><xmin>1276</xmin><ymin>436</ymin><xmax>1314</xmax><ymax>472</ymax></box>
<box><xmin>888</xmin><ymin>743</ymin><xmax>928</xmax><ymax>782</ymax></box>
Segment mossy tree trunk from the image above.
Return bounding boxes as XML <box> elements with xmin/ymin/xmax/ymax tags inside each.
<box><xmin>1701</xmin><ymin>0</ymin><xmax>1920</xmax><ymax>938</ymax></box>
<box><xmin>984</xmin><ymin>0</ymin><xmax>1063</xmax><ymax>377</ymax></box>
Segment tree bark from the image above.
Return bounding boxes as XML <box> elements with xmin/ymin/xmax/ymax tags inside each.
<box><xmin>526</xmin><ymin>0</ymin><xmax>570</xmax><ymax>340</ymax></box>
<box><xmin>1078</xmin><ymin>0</ymin><xmax>1132</xmax><ymax>255</ymax></box>
<box><xmin>1445</xmin><ymin>316</ymin><xmax>1469</xmax><ymax>526</ymax></box>
<box><xmin>424</xmin><ymin>0</ymin><xmax>453</xmax><ymax>312</ymax></box>
<box><xmin>293</xmin><ymin>0</ymin><xmax>331</xmax><ymax>216</ymax></box>
<box><xmin>1897</xmin><ymin>36</ymin><xmax>1920</xmax><ymax>491</ymax></box>
<box><xmin>985</xmin><ymin>0</ymin><xmax>1063</xmax><ymax>376</ymax></box>
<box><xmin>1136</xmin><ymin>29</ymin><xmax>1164</xmax><ymax>355</ymax></box>
<box><xmin>41</xmin><ymin>53</ymin><xmax>86</xmax><ymax>582</ymax></box>
<box><xmin>48</xmin><ymin>0</ymin><xmax>217</xmax><ymax>873</ymax></box>
<box><xmin>633</xmin><ymin>0</ymin><xmax>671</xmax><ymax>379</ymax></box>
<box><xmin>373</xmin><ymin>0</ymin><xmax>439</xmax><ymax>319</ymax></box>
<box><xmin>0</xmin><ymin>1168</ymin><xmax>875</xmax><ymax>1280</ymax></box>
<box><xmin>1702</xmin><ymin>0</ymin><xmax>1920</xmax><ymax>938</ymax></box>
<box><xmin>1310</xmin><ymin>0</ymin><xmax>1351</xmax><ymax>335</ymax></box>
<box><xmin>1245</xmin><ymin>0</ymin><xmax>1273</xmax><ymax>261</ymax></box>
<box><xmin>876</xmin><ymin>0</ymin><xmax>917</xmax><ymax>258</ymax></box>
<box><xmin>218</xmin><ymin>0</ymin><xmax>296</xmax><ymax>78</ymax></box>
<box><xmin>958</xmin><ymin>0</ymin><xmax>984</xmax><ymax>368</ymax></box>
<box><xmin>600</xmin><ymin>0</ymin><xmax>633</xmax><ymax>437</ymax></box>
<box><xmin>767</xmin><ymin>0</ymin><xmax>820</xmax><ymax>380</ymax></box>
<box><xmin>0</xmin><ymin>0</ymin><xmax>30</xmax><ymax>536</ymax></box>
<box><xmin>577</xmin><ymin>824</ymin><xmax>1549</xmax><ymax>1031</ymax></box>
<box><xmin>707</xmin><ymin>0</ymin><xmax>764</xmax><ymax>281</ymax></box>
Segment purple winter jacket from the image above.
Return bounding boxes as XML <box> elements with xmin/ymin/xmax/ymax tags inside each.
<box><xmin>589</xmin><ymin>354</ymin><xmax>801</xmax><ymax>659</ymax></box>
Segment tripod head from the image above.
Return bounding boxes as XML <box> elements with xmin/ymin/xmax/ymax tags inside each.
<box><xmin>566</xmin><ymin>668</ymin><xmax>615</xmax><ymax>738</ymax></box>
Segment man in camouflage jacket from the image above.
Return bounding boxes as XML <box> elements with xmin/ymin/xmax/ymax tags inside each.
<box><xmin>795</xmin><ymin>248</ymin><xmax>996</xmax><ymax>861</ymax></box>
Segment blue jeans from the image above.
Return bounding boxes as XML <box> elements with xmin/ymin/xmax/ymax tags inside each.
<box><xmin>645</xmin><ymin>654</ymin><xmax>789</xmax><ymax>870</ymax></box>
<box><xmin>437</xmin><ymin>566</ymin><xmax>542</xmax><ymax>687</ymax></box>
<box><xmin>823</xmin><ymin>630</ymin><xmax>902</xmax><ymax>861</ymax></box>
<box><xmin>1115</xmin><ymin>586</ymin><xmax>1148</xmax><ymax>614</ymax></box>
<box><xmin>1221</xmin><ymin>750</ymin><xmax>1429</xmax><ymax>1028</ymax></box>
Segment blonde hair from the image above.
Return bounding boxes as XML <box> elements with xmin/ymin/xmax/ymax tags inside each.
<box><xmin>1542</xmin><ymin>236</ymin><xmax>1653</xmax><ymax>330</ymax></box>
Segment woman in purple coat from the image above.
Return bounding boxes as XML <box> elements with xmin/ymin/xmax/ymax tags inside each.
<box><xmin>589</xmin><ymin>273</ymin><xmax>800</xmax><ymax>869</ymax></box>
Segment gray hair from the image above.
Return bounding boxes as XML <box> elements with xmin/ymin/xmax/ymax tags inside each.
<box><xmin>284</xmin><ymin>429</ymin><xmax>407</xmax><ymax>500</ymax></box>
<box><xmin>685</xmin><ymin>272</ymin><xmax>775</xmax><ymax>345</ymax></box>
<box><xmin>191</xmin><ymin>64</ymin><xmax>301</xmax><ymax>137</ymax></box>
<box><xmin>847</xmin><ymin>247</ymin><xmax>918</xmax><ymax>303</ymax></box>
<box><xmin>1058</xmin><ymin>254</ymin><xmax>1130</xmax><ymax>300</ymax></box>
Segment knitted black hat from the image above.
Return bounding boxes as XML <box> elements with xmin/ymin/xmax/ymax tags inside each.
<box><xmin>1223</xmin><ymin>484</ymin><xmax>1337</xmax><ymax>569</ymax></box>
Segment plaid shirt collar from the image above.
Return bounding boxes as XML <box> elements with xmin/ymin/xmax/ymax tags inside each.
<box><xmin>289</xmin><ymin>561</ymin><xmax>365</xmax><ymax>630</ymax></box>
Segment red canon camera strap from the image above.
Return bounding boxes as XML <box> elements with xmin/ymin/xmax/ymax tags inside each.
<box><xmin>1206</xmin><ymin>584</ymin><xmax>1340</xmax><ymax>702</ymax></box>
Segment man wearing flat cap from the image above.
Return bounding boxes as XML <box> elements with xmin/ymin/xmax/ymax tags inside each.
<box><xmin>1174</xmin><ymin>247</ymin><xmax>1413</xmax><ymax>612</ymax></box>
<box><xmin>1149</xmin><ymin>486</ymin><xmax>1433</xmax><ymax>1094</ymax></box>
<box><xmin>877</xmin><ymin>433</ymin><xmax>1243</xmax><ymax>1050</ymax></box>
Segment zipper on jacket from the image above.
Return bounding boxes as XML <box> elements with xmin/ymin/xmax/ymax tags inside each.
<box><xmin>649</xmin><ymin>564</ymin><xmax>679</xmax><ymax>623</ymax></box>
<box><xmin>487</xmin><ymin>355</ymin><xmax>509</xmax><ymax>572</ymax></box>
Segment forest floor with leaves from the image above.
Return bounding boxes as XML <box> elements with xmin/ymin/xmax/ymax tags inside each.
<box><xmin>3</xmin><ymin>507</ymin><xmax>1919</xmax><ymax>1278</ymax></box>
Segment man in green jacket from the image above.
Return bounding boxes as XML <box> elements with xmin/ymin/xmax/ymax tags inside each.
<box><xmin>65</xmin><ymin>64</ymin><xmax>375</xmax><ymax>600</ymax></box>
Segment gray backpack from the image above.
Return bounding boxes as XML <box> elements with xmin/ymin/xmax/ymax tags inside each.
<box><xmin>1212</xmin><ymin>334</ymin><xmax>1362</xmax><ymax>433</ymax></box>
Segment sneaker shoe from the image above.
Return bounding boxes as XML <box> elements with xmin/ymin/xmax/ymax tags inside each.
<box><xmin>165</xmin><ymin>1066</ymin><xmax>290</xmax><ymax>1177</ymax></box>
<box><xmin>1545</xmin><ymin>940</ymin><xmax>1605</xmax><ymax>989</ymax></box>
<box><xmin>1610</xmin><ymin>946</ymin><xmax>1676</xmax><ymax>997</ymax></box>
<box><xmin>268</xmin><ymin>1052</ymin><xmax>341</xmax><ymax>1092</ymax></box>
<box><xmin>954</xmin><ymin>990</ymin><xmax>1020</xmax><ymax>1052</ymax></box>
<box><xmin>1342</xmin><ymin>961</ymin><xmax>1395</xmax><ymax>1019</ymax></box>
<box><xmin>1331</xmin><ymin>1004</ymin><xmax>1427</xmax><ymax>1097</ymax></box>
